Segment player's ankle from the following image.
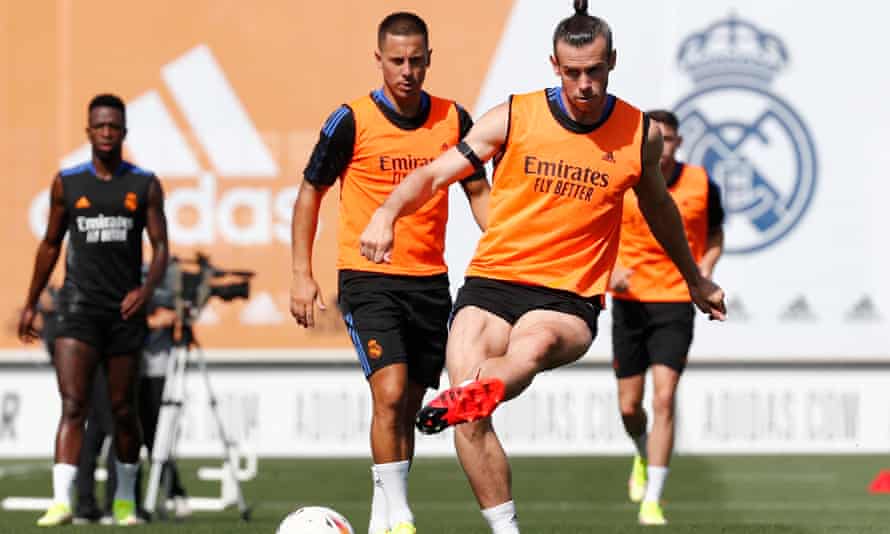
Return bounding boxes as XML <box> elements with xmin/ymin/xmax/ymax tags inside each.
<box><xmin>482</xmin><ymin>500</ymin><xmax>520</xmax><ymax>534</ymax></box>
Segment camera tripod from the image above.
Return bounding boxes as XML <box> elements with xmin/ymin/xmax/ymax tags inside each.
<box><xmin>142</xmin><ymin>325</ymin><xmax>251</xmax><ymax>521</ymax></box>
<box><xmin>143</xmin><ymin>258</ymin><xmax>252</xmax><ymax>521</ymax></box>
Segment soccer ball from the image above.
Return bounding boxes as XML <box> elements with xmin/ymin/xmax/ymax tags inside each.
<box><xmin>276</xmin><ymin>506</ymin><xmax>354</xmax><ymax>534</ymax></box>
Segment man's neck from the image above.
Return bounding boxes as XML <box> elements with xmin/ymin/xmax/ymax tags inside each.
<box><xmin>559</xmin><ymin>91</ymin><xmax>606</xmax><ymax>125</ymax></box>
<box><xmin>381</xmin><ymin>85</ymin><xmax>423</xmax><ymax>118</ymax></box>
<box><xmin>92</xmin><ymin>154</ymin><xmax>122</xmax><ymax>180</ymax></box>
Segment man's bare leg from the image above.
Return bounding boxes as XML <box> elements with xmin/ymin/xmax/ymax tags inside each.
<box><xmin>38</xmin><ymin>337</ymin><xmax>100</xmax><ymax>525</ymax></box>
<box><xmin>106</xmin><ymin>352</ymin><xmax>143</xmax><ymax>523</ymax></box>
<box><xmin>643</xmin><ymin>364</ymin><xmax>680</xmax><ymax>503</ymax></box>
<box><xmin>617</xmin><ymin>373</ymin><xmax>648</xmax><ymax>503</ymax></box>
<box><xmin>475</xmin><ymin>311</ymin><xmax>594</xmax><ymax>401</ymax></box>
<box><xmin>446</xmin><ymin>308</ymin><xmax>515</xmax><ymax>532</ymax></box>
<box><xmin>445</xmin><ymin>308</ymin><xmax>591</xmax><ymax>533</ymax></box>
<box><xmin>368</xmin><ymin>363</ymin><xmax>420</xmax><ymax>530</ymax></box>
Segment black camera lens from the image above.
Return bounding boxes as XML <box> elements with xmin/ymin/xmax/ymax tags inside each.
<box><xmin>210</xmin><ymin>282</ymin><xmax>250</xmax><ymax>301</ymax></box>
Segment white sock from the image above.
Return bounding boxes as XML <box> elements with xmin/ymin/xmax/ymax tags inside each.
<box><xmin>375</xmin><ymin>461</ymin><xmax>413</xmax><ymax>526</ymax></box>
<box><xmin>644</xmin><ymin>465</ymin><xmax>669</xmax><ymax>503</ymax></box>
<box><xmin>481</xmin><ymin>500</ymin><xmax>520</xmax><ymax>534</ymax></box>
<box><xmin>113</xmin><ymin>462</ymin><xmax>139</xmax><ymax>503</ymax></box>
<box><xmin>632</xmin><ymin>431</ymin><xmax>648</xmax><ymax>460</ymax></box>
<box><xmin>369</xmin><ymin>465</ymin><xmax>389</xmax><ymax>534</ymax></box>
<box><xmin>52</xmin><ymin>463</ymin><xmax>77</xmax><ymax>507</ymax></box>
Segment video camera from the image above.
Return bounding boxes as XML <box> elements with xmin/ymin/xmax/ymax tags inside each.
<box><xmin>167</xmin><ymin>253</ymin><xmax>255</xmax><ymax>331</ymax></box>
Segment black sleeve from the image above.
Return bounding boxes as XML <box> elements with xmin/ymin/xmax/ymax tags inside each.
<box><xmin>707</xmin><ymin>179</ymin><xmax>725</xmax><ymax>230</ymax></box>
<box><xmin>455</xmin><ymin>104</ymin><xmax>486</xmax><ymax>183</ymax></box>
<box><xmin>303</xmin><ymin>105</ymin><xmax>355</xmax><ymax>187</ymax></box>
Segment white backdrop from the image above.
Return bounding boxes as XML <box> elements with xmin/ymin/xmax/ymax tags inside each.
<box><xmin>445</xmin><ymin>0</ymin><xmax>890</xmax><ymax>360</ymax></box>
<box><xmin>0</xmin><ymin>366</ymin><xmax>885</xmax><ymax>457</ymax></box>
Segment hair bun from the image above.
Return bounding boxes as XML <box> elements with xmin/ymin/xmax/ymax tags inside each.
<box><xmin>574</xmin><ymin>0</ymin><xmax>588</xmax><ymax>15</ymax></box>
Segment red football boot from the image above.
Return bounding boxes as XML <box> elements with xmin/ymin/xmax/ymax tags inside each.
<box><xmin>415</xmin><ymin>378</ymin><xmax>506</xmax><ymax>434</ymax></box>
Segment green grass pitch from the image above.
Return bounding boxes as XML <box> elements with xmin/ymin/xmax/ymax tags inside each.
<box><xmin>1</xmin><ymin>455</ymin><xmax>887</xmax><ymax>533</ymax></box>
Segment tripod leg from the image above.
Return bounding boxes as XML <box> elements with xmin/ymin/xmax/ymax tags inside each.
<box><xmin>193</xmin><ymin>345</ymin><xmax>251</xmax><ymax>520</ymax></box>
<box><xmin>144</xmin><ymin>346</ymin><xmax>187</xmax><ymax>515</ymax></box>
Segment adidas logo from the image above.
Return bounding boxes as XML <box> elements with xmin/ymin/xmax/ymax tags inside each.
<box><xmin>778</xmin><ymin>295</ymin><xmax>817</xmax><ymax>322</ymax></box>
<box><xmin>602</xmin><ymin>151</ymin><xmax>615</xmax><ymax>163</ymax></box>
<box><xmin>61</xmin><ymin>44</ymin><xmax>277</xmax><ymax>179</ymax></box>
<box><xmin>74</xmin><ymin>196</ymin><xmax>91</xmax><ymax>209</ymax></box>
<box><xmin>56</xmin><ymin>44</ymin><xmax>289</xmax><ymax>327</ymax></box>
<box><xmin>844</xmin><ymin>296</ymin><xmax>881</xmax><ymax>322</ymax></box>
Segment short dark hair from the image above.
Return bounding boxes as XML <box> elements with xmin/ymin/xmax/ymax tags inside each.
<box><xmin>377</xmin><ymin>12</ymin><xmax>429</xmax><ymax>49</ymax></box>
<box><xmin>88</xmin><ymin>93</ymin><xmax>126</xmax><ymax>120</ymax></box>
<box><xmin>647</xmin><ymin>109</ymin><xmax>680</xmax><ymax>130</ymax></box>
<box><xmin>552</xmin><ymin>0</ymin><xmax>613</xmax><ymax>54</ymax></box>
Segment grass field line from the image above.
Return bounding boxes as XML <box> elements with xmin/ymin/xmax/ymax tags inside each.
<box><xmin>710</xmin><ymin>471</ymin><xmax>838</xmax><ymax>482</ymax></box>
<box><xmin>0</xmin><ymin>462</ymin><xmax>49</xmax><ymax>479</ymax></box>
<box><xmin>252</xmin><ymin>499</ymin><xmax>890</xmax><ymax>513</ymax></box>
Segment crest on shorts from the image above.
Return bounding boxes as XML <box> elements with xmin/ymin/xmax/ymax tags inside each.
<box><xmin>367</xmin><ymin>339</ymin><xmax>383</xmax><ymax>359</ymax></box>
<box><xmin>124</xmin><ymin>192</ymin><xmax>138</xmax><ymax>211</ymax></box>
<box><xmin>672</xmin><ymin>14</ymin><xmax>818</xmax><ymax>254</ymax></box>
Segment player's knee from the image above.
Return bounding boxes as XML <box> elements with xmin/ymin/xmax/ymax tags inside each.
<box><xmin>59</xmin><ymin>396</ymin><xmax>88</xmax><ymax>423</ymax></box>
<box><xmin>652</xmin><ymin>390</ymin><xmax>676</xmax><ymax>418</ymax></box>
<box><xmin>371</xmin><ymin>379</ymin><xmax>408</xmax><ymax>419</ymax></box>
<box><xmin>619</xmin><ymin>399</ymin><xmax>644</xmax><ymax>419</ymax></box>
<box><xmin>110</xmin><ymin>399</ymin><xmax>137</xmax><ymax>424</ymax></box>
<box><xmin>517</xmin><ymin>330</ymin><xmax>561</xmax><ymax>371</ymax></box>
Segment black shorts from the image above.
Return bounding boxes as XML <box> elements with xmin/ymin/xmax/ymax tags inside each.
<box><xmin>338</xmin><ymin>271</ymin><xmax>451</xmax><ymax>389</ymax></box>
<box><xmin>452</xmin><ymin>277</ymin><xmax>602</xmax><ymax>337</ymax></box>
<box><xmin>54</xmin><ymin>309</ymin><xmax>148</xmax><ymax>356</ymax></box>
<box><xmin>611</xmin><ymin>299</ymin><xmax>695</xmax><ymax>378</ymax></box>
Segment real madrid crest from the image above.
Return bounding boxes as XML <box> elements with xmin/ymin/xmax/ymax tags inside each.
<box><xmin>673</xmin><ymin>14</ymin><xmax>818</xmax><ymax>254</ymax></box>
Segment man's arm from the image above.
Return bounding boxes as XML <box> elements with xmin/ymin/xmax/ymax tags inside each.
<box><xmin>699</xmin><ymin>227</ymin><xmax>724</xmax><ymax>280</ymax></box>
<box><xmin>290</xmin><ymin>181</ymin><xmax>329</xmax><ymax>327</ymax></box>
<box><xmin>19</xmin><ymin>176</ymin><xmax>68</xmax><ymax>342</ymax></box>
<box><xmin>360</xmin><ymin>102</ymin><xmax>509</xmax><ymax>263</ymax></box>
<box><xmin>122</xmin><ymin>177</ymin><xmax>169</xmax><ymax>320</ymax></box>
<box><xmin>460</xmin><ymin>178</ymin><xmax>490</xmax><ymax>231</ymax></box>
<box><xmin>290</xmin><ymin>106</ymin><xmax>354</xmax><ymax>328</ymax></box>
<box><xmin>698</xmin><ymin>179</ymin><xmax>725</xmax><ymax>279</ymax></box>
<box><xmin>456</xmin><ymin>104</ymin><xmax>491</xmax><ymax>231</ymax></box>
<box><xmin>633</xmin><ymin>124</ymin><xmax>726</xmax><ymax>319</ymax></box>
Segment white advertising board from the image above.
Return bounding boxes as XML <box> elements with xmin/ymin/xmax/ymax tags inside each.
<box><xmin>0</xmin><ymin>366</ymin><xmax>885</xmax><ymax>457</ymax></box>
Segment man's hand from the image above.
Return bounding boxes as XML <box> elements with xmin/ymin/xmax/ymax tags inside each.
<box><xmin>291</xmin><ymin>273</ymin><xmax>327</xmax><ymax>328</ymax></box>
<box><xmin>359</xmin><ymin>208</ymin><xmax>395</xmax><ymax>264</ymax></box>
<box><xmin>147</xmin><ymin>307</ymin><xmax>178</xmax><ymax>330</ymax></box>
<box><xmin>17</xmin><ymin>306</ymin><xmax>39</xmax><ymax>343</ymax></box>
<box><xmin>120</xmin><ymin>287</ymin><xmax>149</xmax><ymax>320</ymax></box>
<box><xmin>609</xmin><ymin>265</ymin><xmax>634</xmax><ymax>293</ymax></box>
<box><xmin>688</xmin><ymin>276</ymin><xmax>727</xmax><ymax>321</ymax></box>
